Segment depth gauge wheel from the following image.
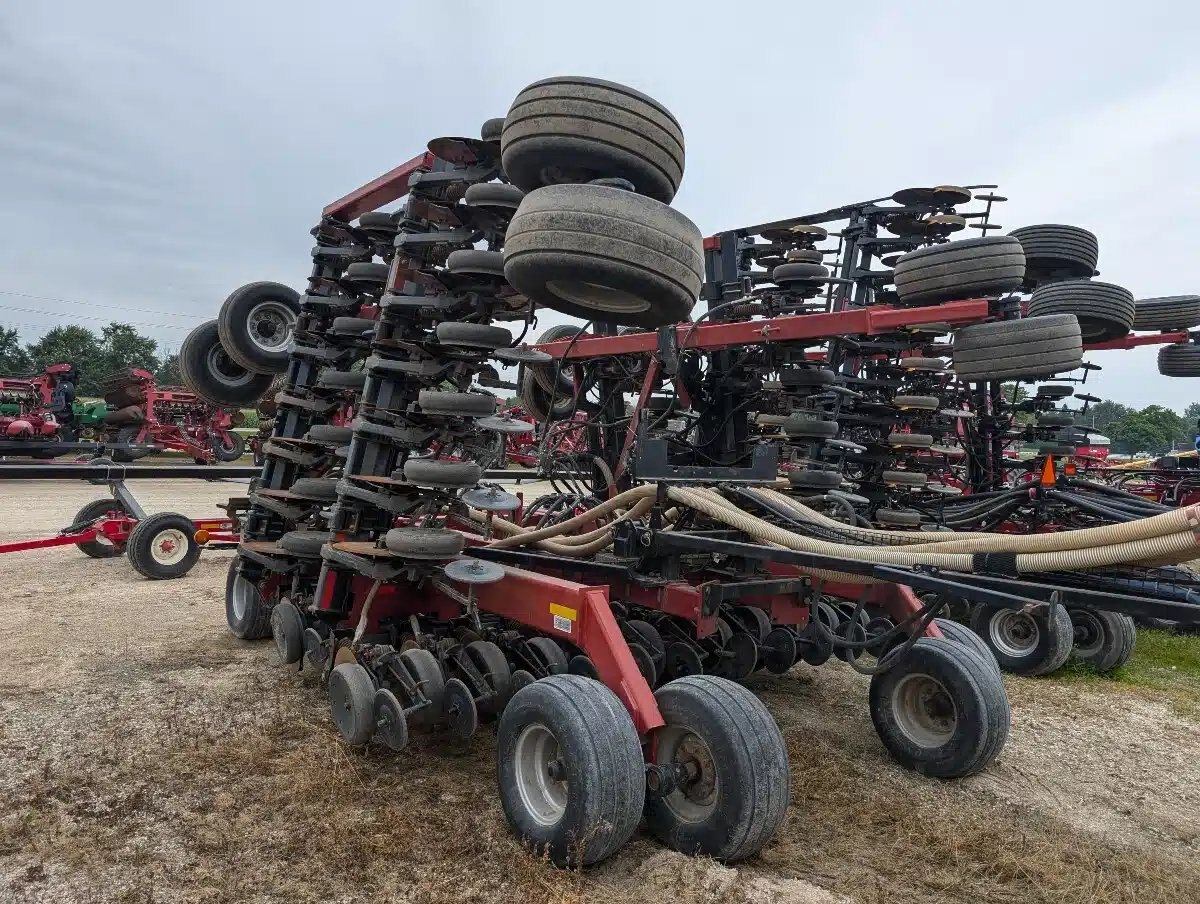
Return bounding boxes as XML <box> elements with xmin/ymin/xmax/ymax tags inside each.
<box><xmin>646</xmin><ymin>675</ymin><xmax>790</xmax><ymax>861</ymax></box>
<box><xmin>329</xmin><ymin>662</ymin><xmax>377</xmax><ymax>746</ymax></box>
<box><xmin>497</xmin><ymin>674</ymin><xmax>645</xmax><ymax>866</ymax></box>
<box><xmin>225</xmin><ymin>557</ymin><xmax>272</xmax><ymax>639</ymax></box>
<box><xmin>126</xmin><ymin>512</ymin><xmax>202</xmax><ymax>580</ymax></box>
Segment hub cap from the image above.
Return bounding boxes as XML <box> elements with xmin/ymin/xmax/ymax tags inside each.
<box><xmin>206</xmin><ymin>345</ymin><xmax>254</xmax><ymax>387</ymax></box>
<box><xmin>246</xmin><ymin>300</ymin><xmax>297</xmax><ymax>352</ymax></box>
<box><xmin>891</xmin><ymin>673</ymin><xmax>957</xmax><ymax>747</ymax></box>
<box><xmin>656</xmin><ymin>726</ymin><xmax>719</xmax><ymax>822</ymax></box>
<box><xmin>513</xmin><ymin>723</ymin><xmax>567</xmax><ymax>827</ymax></box>
<box><xmin>151</xmin><ymin>529</ymin><xmax>189</xmax><ymax>565</ymax></box>
<box><xmin>989</xmin><ymin>610</ymin><xmax>1040</xmax><ymax>657</ymax></box>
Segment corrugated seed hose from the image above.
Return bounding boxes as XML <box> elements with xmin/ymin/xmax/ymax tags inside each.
<box><xmin>468</xmin><ymin>483</ymin><xmax>1200</xmax><ymax>576</ymax></box>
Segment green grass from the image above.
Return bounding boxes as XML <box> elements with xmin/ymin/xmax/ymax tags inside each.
<box><xmin>1055</xmin><ymin>628</ymin><xmax>1200</xmax><ymax>719</ymax></box>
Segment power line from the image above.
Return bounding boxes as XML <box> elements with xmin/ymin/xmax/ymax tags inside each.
<box><xmin>0</xmin><ymin>302</ymin><xmax>194</xmax><ymax>331</ymax></box>
<box><xmin>0</xmin><ymin>289</ymin><xmax>207</xmax><ymax>321</ymax></box>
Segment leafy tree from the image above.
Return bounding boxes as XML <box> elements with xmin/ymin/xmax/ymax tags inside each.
<box><xmin>98</xmin><ymin>322</ymin><xmax>159</xmax><ymax>378</ymax></box>
<box><xmin>1084</xmin><ymin>399</ymin><xmax>1133</xmax><ymax>435</ymax></box>
<box><xmin>26</xmin><ymin>326</ymin><xmax>104</xmax><ymax>394</ymax></box>
<box><xmin>0</xmin><ymin>326</ymin><xmax>33</xmax><ymax>375</ymax></box>
<box><xmin>156</xmin><ymin>352</ymin><xmax>181</xmax><ymax>386</ymax></box>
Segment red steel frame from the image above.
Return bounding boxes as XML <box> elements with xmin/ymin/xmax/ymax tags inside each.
<box><xmin>0</xmin><ymin>513</ymin><xmax>237</xmax><ymax>557</ymax></box>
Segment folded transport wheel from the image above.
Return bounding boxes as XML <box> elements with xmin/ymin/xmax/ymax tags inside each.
<box><xmin>1133</xmin><ymin>294</ymin><xmax>1200</xmax><ymax>332</ymax></box>
<box><xmin>1008</xmin><ymin>224</ymin><xmax>1098</xmax><ymax>283</ymax></box>
<box><xmin>951</xmin><ymin>314</ymin><xmax>1083</xmax><ymax>382</ymax></box>
<box><xmin>969</xmin><ymin>603</ymin><xmax>1073</xmax><ymax>676</ymax></box>
<box><xmin>1067</xmin><ymin>608</ymin><xmax>1136</xmax><ymax>673</ymax></box>
<box><xmin>126</xmin><ymin>512</ymin><xmax>202</xmax><ymax>580</ymax></box>
<box><xmin>503</xmin><ymin>183</ymin><xmax>703</xmax><ymax>328</ymax></box>
<box><xmin>72</xmin><ymin>497</ymin><xmax>131</xmax><ymax>559</ymax></box>
<box><xmin>217</xmin><ymin>281</ymin><xmax>301</xmax><ymax>373</ymax></box>
<box><xmin>869</xmin><ymin>637</ymin><xmax>1010</xmax><ymax>778</ymax></box>
<box><xmin>646</xmin><ymin>675</ymin><xmax>790</xmax><ymax>861</ymax></box>
<box><xmin>501</xmin><ymin>75</ymin><xmax>685</xmax><ymax>204</ymax></box>
<box><xmin>497</xmin><ymin>674</ymin><xmax>645</xmax><ymax>866</ymax></box>
<box><xmin>1157</xmin><ymin>342</ymin><xmax>1200</xmax><ymax>377</ymax></box>
<box><xmin>329</xmin><ymin>662</ymin><xmax>377</xmax><ymax>746</ymax></box>
<box><xmin>225</xmin><ymin>556</ymin><xmax>272</xmax><ymax>639</ymax></box>
<box><xmin>892</xmin><ymin>236</ymin><xmax>1026</xmax><ymax>304</ymax></box>
<box><xmin>1027</xmin><ymin>279</ymin><xmax>1135</xmax><ymax>342</ymax></box>
<box><xmin>180</xmin><ymin>320</ymin><xmax>275</xmax><ymax>407</ymax></box>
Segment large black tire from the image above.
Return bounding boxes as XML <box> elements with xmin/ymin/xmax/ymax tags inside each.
<box><xmin>213</xmin><ymin>430</ymin><xmax>245</xmax><ymax>462</ymax></box>
<box><xmin>180</xmin><ymin>321</ymin><xmax>275</xmax><ymax>407</ymax></box>
<box><xmin>969</xmin><ymin>603</ymin><xmax>1073</xmax><ymax>676</ymax></box>
<box><xmin>645</xmin><ymin>676</ymin><xmax>790</xmax><ymax>861</ymax></box>
<box><xmin>225</xmin><ymin>557</ymin><xmax>272</xmax><ymax>639</ymax></box>
<box><xmin>893</xmin><ymin>236</ymin><xmax>1026</xmax><ymax>304</ymax></box>
<box><xmin>531</xmin><ymin>324</ymin><xmax>587</xmax><ymax>394</ymax></box>
<box><xmin>103</xmin><ymin>404</ymin><xmax>145</xmax><ymax>426</ymax></box>
<box><xmin>869</xmin><ymin>637</ymin><xmax>1010</xmax><ymax>778</ymax></box>
<box><xmin>126</xmin><ymin>512</ymin><xmax>202</xmax><ymax>580</ymax></box>
<box><xmin>501</xmin><ymin>75</ymin><xmax>685</xmax><ymax>204</ymax></box>
<box><xmin>1008</xmin><ymin>224</ymin><xmax>1098</xmax><ymax>282</ymax></box>
<box><xmin>519</xmin><ymin>367</ymin><xmax>575</xmax><ymax>422</ymax></box>
<box><xmin>504</xmin><ymin>183</ymin><xmax>702</xmax><ymax>328</ymax></box>
<box><xmin>72</xmin><ymin>498</ymin><xmax>130</xmax><ymax>559</ymax></box>
<box><xmin>216</xmin><ymin>281</ymin><xmax>301</xmax><ymax>374</ymax></box>
<box><xmin>1027</xmin><ymin>280</ymin><xmax>1134</xmax><ymax>342</ymax></box>
<box><xmin>110</xmin><ymin>424</ymin><xmax>152</xmax><ymax>463</ymax></box>
<box><xmin>1068</xmin><ymin>609</ymin><xmax>1136</xmax><ymax>673</ymax></box>
<box><xmin>1133</xmin><ymin>295</ymin><xmax>1200</xmax><ymax>331</ymax></box>
<box><xmin>933</xmin><ymin>618</ymin><xmax>1001</xmax><ymax>674</ymax></box>
<box><xmin>1157</xmin><ymin>343</ymin><xmax>1200</xmax><ymax>377</ymax></box>
<box><xmin>951</xmin><ymin>315</ymin><xmax>1083</xmax><ymax>381</ymax></box>
<box><xmin>497</xmin><ymin>674</ymin><xmax>645</xmax><ymax>866</ymax></box>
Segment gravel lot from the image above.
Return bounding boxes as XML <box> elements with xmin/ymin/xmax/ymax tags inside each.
<box><xmin>1</xmin><ymin>479</ymin><xmax>1197</xmax><ymax>904</ymax></box>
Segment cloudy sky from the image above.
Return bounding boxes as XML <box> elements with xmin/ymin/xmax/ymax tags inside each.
<box><xmin>2</xmin><ymin>2</ymin><xmax>1199</xmax><ymax>408</ymax></box>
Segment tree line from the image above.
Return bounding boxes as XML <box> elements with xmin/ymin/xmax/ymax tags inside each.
<box><xmin>0</xmin><ymin>323</ymin><xmax>180</xmax><ymax>396</ymax></box>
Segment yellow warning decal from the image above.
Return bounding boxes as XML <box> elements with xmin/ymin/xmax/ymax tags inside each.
<box><xmin>549</xmin><ymin>603</ymin><xmax>577</xmax><ymax>621</ymax></box>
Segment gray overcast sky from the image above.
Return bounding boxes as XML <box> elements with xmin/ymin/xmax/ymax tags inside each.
<box><xmin>1</xmin><ymin>2</ymin><xmax>1198</xmax><ymax>409</ymax></box>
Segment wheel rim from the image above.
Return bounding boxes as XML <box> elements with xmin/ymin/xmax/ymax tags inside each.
<box><xmin>546</xmin><ymin>279</ymin><xmax>650</xmax><ymax>315</ymax></box>
<box><xmin>891</xmin><ymin>672</ymin><xmax>957</xmax><ymax>748</ymax></box>
<box><xmin>206</xmin><ymin>345</ymin><xmax>254</xmax><ymax>387</ymax></box>
<box><xmin>230</xmin><ymin>572</ymin><xmax>256</xmax><ymax>619</ymax></box>
<box><xmin>150</xmin><ymin>528</ymin><xmax>189</xmax><ymax>565</ymax></box>
<box><xmin>246</xmin><ymin>300</ymin><xmax>297</xmax><ymax>353</ymax></box>
<box><xmin>513</xmin><ymin>723</ymin><xmax>568</xmax><ymax>827</ymax></box>
<box><xmin>657</xmin><ymin>726</ymin><xmax>719</xmax><ymax>823</ymax></box>
<box><xmin>1071</xmin><ymin>610</ymin><xmax>1105</xmax><ymax>656</ymax></box>
<box><xmin>989</xmin><ymin>610</ymin><xmax>1040</xmax><ymax>657</ymax></box>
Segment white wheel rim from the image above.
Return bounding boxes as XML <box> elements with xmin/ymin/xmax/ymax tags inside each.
<box><xmin>546</xmin><ymin>279</ymin><xmax>650</xmax><ymax>314</ymax></box>
<box><xmin>989</xmin><ymin>610</ymin><xmax>1040</xmax><ymax>657</ymax></box>
<box><xmin>891</xmin><ymin>673</ymin><xmax>957</xmax><ymax>748</ymax></box>
<box><xmin>246</xmin><ymin>301</ymin><xmax>297</xmax><ymax>353</ymax></box>
<box><xmin>150</xmin><ymin>528</ymin><xmax>189</xmax><ymax>565</ymax></box>
<box><xmin>231</xmin><ymin>573</ymin><xmax>255</xmax><ymax>619</ymax></box>
<box><xmin>513</xmin><ymin>723</ymin><xmax>567</xmax><ymax>827</ymax></box>
<box><xmin>656</xmin><ymin>725</ymin><xmax>719</xmax><ymax>823</ymax></box>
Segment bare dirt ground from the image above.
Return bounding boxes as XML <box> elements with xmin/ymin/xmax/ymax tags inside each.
<box><xmin>1</xmin><ymin>480</ymin><xmax>1198</xmax><ymax>904</ymax></box>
